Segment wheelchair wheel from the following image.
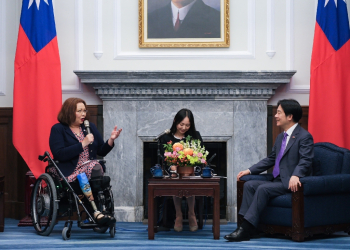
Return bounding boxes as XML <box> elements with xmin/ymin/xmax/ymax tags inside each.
<box><xmin>31</xmin><ymin>173</ymin><xmax>58</xmax><ymax>236</ymax></box>
<box><xmin>109</xmin><ymin>223</ymin><xmax>116</xmax><ymax>238</ymax></box>
<box><xmin>62</xmin><ymin>227</ymin><xmax>71</xmax><ymax>240</ymax></box>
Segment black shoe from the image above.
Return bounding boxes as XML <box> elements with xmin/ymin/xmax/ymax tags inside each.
<box><xmin>95</xmin><ymin>213</ymin><xmax>116</xmax><ymax>226</ymax></box>
<box><xmin>224</xmin><ymin>226</ymin><xmax>251</xmax><ymax>241</ymax></box>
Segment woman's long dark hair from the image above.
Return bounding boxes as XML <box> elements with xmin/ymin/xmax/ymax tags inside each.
<box><xmin>170</xmin><ymin>109</ymin><xmax>199</xmax><ymax>139</ymax></box>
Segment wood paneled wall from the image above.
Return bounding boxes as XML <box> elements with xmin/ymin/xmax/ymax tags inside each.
<box><xmin>0</xmin><ymin>106</ymin><xmax>102</xmax><ymax>219</ymax></box>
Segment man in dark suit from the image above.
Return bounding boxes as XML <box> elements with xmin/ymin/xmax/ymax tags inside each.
<box><xmin>224</xmin><ymin>99</ymin><xmax>314</xmax><ymax>242</ymax></box>
<box><xmin>147</xmin><ymin>0</ymin><xmax>220</xmax><ymax>39</ymax></box>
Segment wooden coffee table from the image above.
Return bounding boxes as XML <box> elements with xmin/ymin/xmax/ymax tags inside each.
<box><xmin>148</xmin><ymin>176</ymin><xmax>220</xmax><ymax>240</ymax></box>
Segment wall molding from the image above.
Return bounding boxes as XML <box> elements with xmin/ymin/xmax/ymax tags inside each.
<box><xmin>286</xmin><ymin>0</ymin><xmax>294</xmax><ymax>70</ymax></box>
<box><xmin>113</xmin><ymin>0</ymin><xmax>256</xmax><ymax>60</ymax></box>
<box><xmin>0</xmin><ymin>1</ymin><xmax>6</xmax><ymax>96</ymax></box>
<box><xmin>74</xmin><ymin>70</ymin><xmax>296</xmax><ymax>101</ymax></box>
<box><xmin>62</xmin><ymin>0</ymin><xmax>83</xmax><ymax>94</ymax></box>
<box><xmin>94</xmin><ymin>0</ymin><xmax>103</xmax><ymax>60</ymax></box>
<box><xmin>286</xmin><ymin>0</ymin><xmax>317</xmax><ymax>93</ymax></box>
<box><xmin>287</xmin><ymin>82</ymin><xmax>310</xmax><ymax>93</ymax></box>
<box><xmin>266</xmin><ymin>0</ymin><xmax>276</xmax><ymax>58</ymax></box>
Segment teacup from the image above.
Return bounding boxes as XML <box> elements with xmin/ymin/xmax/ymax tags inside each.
<box><xmin>150</xmin><ymin>164</ymin><xmax>163</xmax><ymax>178</ymax></box>
<box><xmin>194</xmin><ymin>166</ymin><xmax>202</xmax><ymax>175</ymax></box>
<box><xmin>202</xmin><ymin>167</ymin><xmax>214</xmax><ymax>178</ymax></box>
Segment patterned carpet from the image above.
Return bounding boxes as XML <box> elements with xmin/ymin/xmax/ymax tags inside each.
<box><xmin>0</xmin><ymin>219</ymin><xmax>349</xmax><ymax>249</ymax></box>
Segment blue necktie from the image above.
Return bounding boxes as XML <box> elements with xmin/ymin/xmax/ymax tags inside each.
<box><xmin>273</xmin><ymin>132</ymin><xmax>288</xmax><ymax>178</ymax></box>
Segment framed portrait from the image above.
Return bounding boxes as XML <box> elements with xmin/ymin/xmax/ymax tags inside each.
<box><xmin>139</xmin><ymin>0</ymin><xmax>229</xmax><ymax>48</ymax></box>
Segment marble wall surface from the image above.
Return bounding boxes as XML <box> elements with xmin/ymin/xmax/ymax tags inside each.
<box><xmin>75</xmin><ymin>70</ymin><xmax>295</xmax><ymax>222</ymax></box>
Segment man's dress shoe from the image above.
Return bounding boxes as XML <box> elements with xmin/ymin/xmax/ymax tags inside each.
<box><xmin>224</xmin><ymin>226</ymin><xmax>251</xmax><ymax>241</ymax></box>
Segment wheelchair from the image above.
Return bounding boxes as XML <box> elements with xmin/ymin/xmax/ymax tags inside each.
<box><xmin>30</xmin><ymin>151</ymin><xmax>116</xmax><ymax>240</ymax></box>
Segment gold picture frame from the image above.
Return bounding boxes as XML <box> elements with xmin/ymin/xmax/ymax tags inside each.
<box><xmin>139</xmin><ymin>0</ymin><xmax>229</xmax><ymax>48</ymax></box>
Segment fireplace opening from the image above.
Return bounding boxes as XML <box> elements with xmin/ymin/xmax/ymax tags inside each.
<box><xmin>143</xmin><ymin>141</ymin><xmax>227</xmax><ymax>221</ymax></box>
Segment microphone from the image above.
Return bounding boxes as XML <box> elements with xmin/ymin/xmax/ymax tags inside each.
<box><xmin>84</xmin><ymin>120</ymin><xmax>93</xmax><ymax>145</ymax></box>
<box><xmin>84</xmin><ymin>120</ymin><xmax>91</xmax><ymax>134</ymax></box>
<box><xmin>154</xmin><ymin>129</ymin><xmax>171</xmax><ymax>141</ymax></box>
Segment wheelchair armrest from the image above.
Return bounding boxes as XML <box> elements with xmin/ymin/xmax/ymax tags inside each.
<box><xmin>98</xmin><ymin>160</ymin><xmax>106</xmax><ymax>164</ymax></box>
<box><xmin>239</xmin><ymin>174</ymin><xmax>274</xmax><ymax>182</ymax></box>
<box><xmin>300</xmin><ymin>174</ymin><xmax>350</xmax><ymax>196</ymax></box>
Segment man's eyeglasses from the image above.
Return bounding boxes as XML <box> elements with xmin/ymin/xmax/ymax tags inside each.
<box><xmin>76</xmin><ymin>110</ymin><xmax>88</xmax><ymax>114</ymax></box>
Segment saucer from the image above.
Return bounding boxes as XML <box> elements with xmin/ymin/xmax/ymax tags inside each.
<box><xmin>201</xmin><ymin>174</ymin><xmax>213</xmax><ymax>178</ymax></box>
<box><xmin>153</xmin><ymin>176</ymin><xmax>164</xmax><ymax>179</ymax></box>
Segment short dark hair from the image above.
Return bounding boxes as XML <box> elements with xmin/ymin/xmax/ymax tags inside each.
<box><xmin>170</xmin><ymin>108</ymin><xmax>199</xmax><ymax>139</ymax></box>
<box><xmin>277</xmin><ymin>99</ymin><xmax>302</xmax><ymax>123</ymax></box>
<box><xmin>57</xmin><ymin>97</ymin><xmax>90</xmax><ymax>126</ymax></box>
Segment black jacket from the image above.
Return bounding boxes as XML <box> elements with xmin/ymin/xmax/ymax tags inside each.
<box><xmin>49</xmin><ymin>122</ymin><xmax>114</xmax><ymax>177</ymax></box>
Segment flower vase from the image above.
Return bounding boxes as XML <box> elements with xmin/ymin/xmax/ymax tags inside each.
<box><xmin>177</xmin><ymin>166</ymin><xmax>194</xmax><ymax>177</ymax></box>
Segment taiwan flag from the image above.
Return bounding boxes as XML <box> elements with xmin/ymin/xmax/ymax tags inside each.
<box><xmin>13</xmin><ymin>0</ymin><xmax>62</xmax><ymax>178</ymax></box>
<box><xmin>309</xmin><ymin>0</ymin><xmax>350</xmax><ymax>149</ymax></box>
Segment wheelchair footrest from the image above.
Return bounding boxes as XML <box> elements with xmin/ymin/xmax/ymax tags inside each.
<box><xmin>79</xmin><ymin>222</ymin><xmax>99</xmax><ymax>229</ymax></box>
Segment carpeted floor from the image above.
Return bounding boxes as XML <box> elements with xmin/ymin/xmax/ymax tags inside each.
<box><xmin>0</xmin><ymin>219</ymin><xmax>349</xmax><ymax>249</ymax></box>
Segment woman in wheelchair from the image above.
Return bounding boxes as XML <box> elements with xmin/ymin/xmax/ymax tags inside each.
<box><xmin>49</xmin><ymin>97</ymin><xmax>122</xmax><ymax>226</ymax></box>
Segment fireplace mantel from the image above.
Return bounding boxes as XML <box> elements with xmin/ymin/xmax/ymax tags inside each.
<box><xmin>75</xmin><ymin>70</ymin><xmax>296</xmax><ymax>101</ymax></box>
<box><xmin>75</xmin><ymin>70</ymin><xmax>296</xmax><ymax>222</ymax></box>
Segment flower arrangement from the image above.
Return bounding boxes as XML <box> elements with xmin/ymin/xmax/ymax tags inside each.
<box><xmin>163</xmin><ymin>135</ymin><xmax>209</xmax><ymax>167</ymax></box>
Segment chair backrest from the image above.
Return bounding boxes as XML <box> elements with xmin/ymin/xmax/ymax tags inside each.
<box><xmin>313</xmin><ymin>142</ymin><xmax>350</xmax><ymax>175</ymax></box>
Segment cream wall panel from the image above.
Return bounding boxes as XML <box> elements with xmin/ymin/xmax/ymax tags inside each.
<box><xmin>0</xmin><ymin>0</ymin><xmax>7</xmax><ymax>96</ymax></box>
<box><xmin>0</xmin><ymin>0</ymin><xmax>20</xmax><ymax>107</ymax></box>
<box><xmin>3</xmin><ymin>0</ymin><xmax>346</xmax><ymax>106</ymax></box>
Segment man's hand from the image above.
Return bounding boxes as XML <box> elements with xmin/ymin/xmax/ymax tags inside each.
<box><xmin>288</xmin><ymin>175</ymin><xmax>301</xmax><ymax>192</ymax></box>
<box><xmin>237</xmin><ymin>170</ymin><xmax>250</xmax><ymax>181</ymax></box>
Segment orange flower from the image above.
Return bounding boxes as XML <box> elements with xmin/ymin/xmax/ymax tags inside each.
<box><xmin>173</xmin><ymin>142</ymin><xmax>183</xmax><ymax>151</ymax></box>
<box><xmin>183</xmin><ymin>148</ymin><xmax>193</xmax><ymax>156</ymax></box>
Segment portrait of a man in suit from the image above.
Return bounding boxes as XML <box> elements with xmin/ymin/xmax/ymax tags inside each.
<box><xmin>147</xmin><ymin>0</ymin><xmax>221</xmax><ymax>39</ymax></box>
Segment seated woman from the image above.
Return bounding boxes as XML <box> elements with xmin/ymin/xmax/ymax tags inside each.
<box><xmin>159</xmin><ymin>108</ymin><xmax>203</xmax><ymax>232</ymax></box>
<box><xmin>49</xmin><ymin>97</ymin><xmax>122</xmax><ymax>225</ymax></box>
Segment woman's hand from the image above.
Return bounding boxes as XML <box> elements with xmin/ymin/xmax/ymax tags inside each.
<box><xmin>108</xmin><ymin>126</ymin><xmax>122</xmax><ymax>146</ymax></box>
<box><xmin>82</xmin><ymin>133</ymin><xmax>94</xmax><ymax>148</ymax></box>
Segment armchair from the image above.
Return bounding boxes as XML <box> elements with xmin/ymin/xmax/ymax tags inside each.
<box><xmin>237</xmin><ymin>142</ymin><xmax>350</xmax><ymax>241</ymax></box>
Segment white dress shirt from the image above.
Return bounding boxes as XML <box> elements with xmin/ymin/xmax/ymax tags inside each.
<box><xmin>171</xmin><ymin>0</ymin><xmax>197</xmax><ymax>26</ymax></box>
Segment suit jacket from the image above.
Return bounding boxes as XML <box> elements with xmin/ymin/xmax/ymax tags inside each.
<box><xmin>49</xmin><ymin>122</ymin><xmax>114</xmax><ymax>177</ymax></box>
<box><xmin>147</xmin><ymin>0</ymin><xmax>220</xmax><ymax>38</ymax></box>
<box><xmin>249</xmin><ymin>124</ymin><xmax>314</xmax><ymax>189</ymax></box>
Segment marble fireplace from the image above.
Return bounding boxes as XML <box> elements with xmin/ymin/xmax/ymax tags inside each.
<box><xmin>74</xmin><ymin>70</ymin><xmax>296</xmax><ymax>222</ymax></box>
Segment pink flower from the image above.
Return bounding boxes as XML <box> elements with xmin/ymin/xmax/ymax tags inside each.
<box><xmin>164</xmin><ymin>152</ymin><xmax>171</xmax><ymax>157</ymax></box>
<box><xmin>201</xmin><ymin>159</ymin><xmax>206</xmax><ymax>163</ymax></box>
<box><xmin>197</xmin><ymin>153</ymin><xmax>203</xmax><ymax>157</ymax></box>
<box><xmin>167</xmin><ymin>140</ymin><xmax>172</xmax><ymax>144</ymax></box>
<box><xmin>175</xmin><ymin>147</ymin><xmax>181</xmax><ymax>152</ymax></box>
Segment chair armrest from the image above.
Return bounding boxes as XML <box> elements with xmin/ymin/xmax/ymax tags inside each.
<box><xmin>240</xmin><ymin>174</ymin><xmax>274</xmax><ymax>182</ymax></box>
<box><xmin>300</xmin><ymin>174</ymin><xmax>350</xmax><ymax>196</ymax></box>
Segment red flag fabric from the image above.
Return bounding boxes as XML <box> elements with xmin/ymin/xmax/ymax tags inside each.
<box><xmin>13</xmin><ymin>0</ymin><xmax>62</xmax><ymax>178</ymax></box>
<box><xmin>309</xmin><ymin>0</ymin><xmax>350</xmax><ymax>149</ymax></box>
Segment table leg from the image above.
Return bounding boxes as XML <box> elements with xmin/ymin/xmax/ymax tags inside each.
<box><xmin>213</xmin><ymin>186</ymin><xmax>220</xmax><ymax>240</ymax></box>
<box><xmin>148</xmin><ymin>185</ymin><xmax>155</xmax><ymax>240</ymax></box>
<box><xmin>198</xmin><ymin>196</ymin><xmax>203</xmax><ymax>229</ymax></box>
